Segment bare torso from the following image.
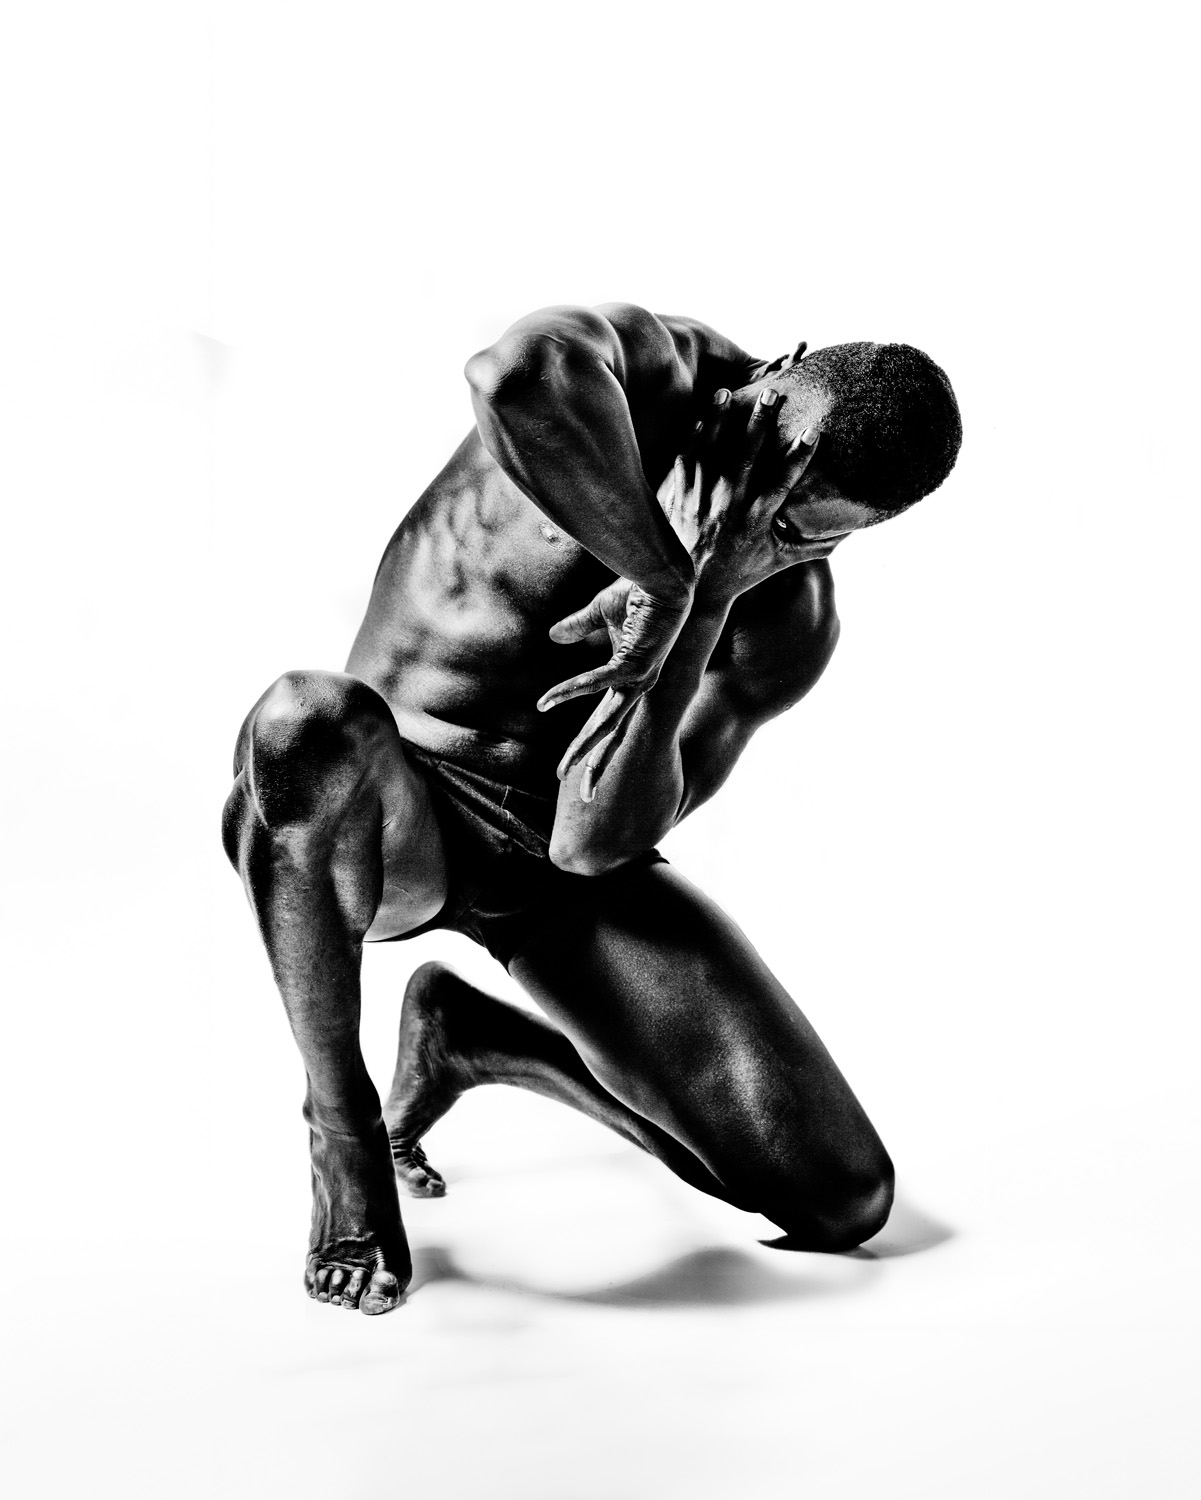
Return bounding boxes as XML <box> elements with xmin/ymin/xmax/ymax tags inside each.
<box><xmin>346</xmin><ymin>431</ymin><xmax>614</xmax><ymax>785</ymax></box>
<box><xmin>346</xmin><ymin>420</ymin><xmax>829</xmax><ymax>792</ymax></box>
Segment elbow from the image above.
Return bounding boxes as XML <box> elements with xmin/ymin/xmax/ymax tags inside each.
<box><xmin>548</xmin><ymin>833</ymin><xmax>632</xmax><ymax>878</ymax></box>
<box><xmin>464</xmin><ymin>335</ymin><xmax>562</xmax><ymax>407</ymax></box>
<box><xmin>463</xmin><ymin>346</ymin><xmax>508</xmax><ymax>402</ymax></box>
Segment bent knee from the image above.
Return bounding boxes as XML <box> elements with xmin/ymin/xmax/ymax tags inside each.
<box><xmin>807</xmin><ymin>1165</ymin><xmax>895</xmax><ymax>1251</ymax></box>
<box><xmin>754</xmin><ymin>1155</ymin><xmax>896</xmax><ymax>1253</ymax></box>
<box><xmin>241</xmin><ymin>670</ymin><xmax>393</xmax><ymax>826</ymax></box>
<box><xmin>253</xmin><ymin>670</ymin><xmax>386</xmax><ymax>753</ymax></box>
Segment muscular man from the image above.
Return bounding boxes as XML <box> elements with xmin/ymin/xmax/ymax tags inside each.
<box><xmin>222</xmin><ymin>303</ymin><xmax>962</xmax><ymax>1316</ymax></box>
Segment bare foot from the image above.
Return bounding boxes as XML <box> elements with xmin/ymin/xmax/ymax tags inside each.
<box><xmin>384</xmin><ymin>962</ymin><xmax>474</xmax><ymax>1198</ymax></box>
<box><xmin>304</xmin><ymin>1118</ymin><xmax>412</xmax><ymax>1315</ymax></box>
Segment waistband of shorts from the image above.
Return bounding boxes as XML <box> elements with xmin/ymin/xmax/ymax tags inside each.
<box><xmin>402</xmin><ymin>741</ymin><xmax>556</xmax><ymax>857</ymax></box>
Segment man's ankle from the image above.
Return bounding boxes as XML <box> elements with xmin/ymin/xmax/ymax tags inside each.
<box><xmin>303</xmin><ymin>1086</ymin><xmax>382</xmax><ymax>1136</ymax></box>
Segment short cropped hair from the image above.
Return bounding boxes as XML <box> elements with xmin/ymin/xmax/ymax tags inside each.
<box><xmin>784</xmin><ymin>342</ymin><xmax>962</xmax><ymax>514</ymax></box>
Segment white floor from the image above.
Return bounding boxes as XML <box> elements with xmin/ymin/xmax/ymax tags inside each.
<box><xmin>7</xmin><ymin>904</ymin><xmax>1197</xmax><ymax>1500</ymax></box>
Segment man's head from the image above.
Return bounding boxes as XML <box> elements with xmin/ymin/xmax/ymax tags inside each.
<box><xmin>742</xmin><ymin>340</ymin><xmax>962</xmax><ymax>551</ymax></box>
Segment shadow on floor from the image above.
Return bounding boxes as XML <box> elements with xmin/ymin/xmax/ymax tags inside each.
<box><xmin>410</xmin><ymin>1241</ymin><xmax>881</xmax><ymax>1308</ymax></box>
<box><xmin>842</xmin><ymin>1191</ymin><xmax>955</xmax><ymax>1260</ymax></box>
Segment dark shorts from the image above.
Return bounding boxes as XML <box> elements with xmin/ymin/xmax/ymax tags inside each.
<box><xmin>389</xmin><ymin>744</ymin><xmax>666</xmax><ymax>969</ymax></box>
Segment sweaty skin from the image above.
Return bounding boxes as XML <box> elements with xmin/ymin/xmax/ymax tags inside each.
<box><xmin>224</xmin><ymin>303</ymin><xmax>895</xmax><ymax>1315</ymax></box>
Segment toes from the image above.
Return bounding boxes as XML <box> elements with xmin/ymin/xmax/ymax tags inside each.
<box><xmin>359</xmin><ymin>1270</ymin><xmax>402</xmax><ymax>1316</ymax></box>
<box><xmin>394</xmin><ymin>1144</ymin><xmax>448</xmax><ymax>1199</ymax></box>
<box><xmin>340</xmin><ymin>1267</ymin><xmax>368</xmax><ymax>1309</ymax></box>
<box><xmin>305</xmin><ymin>1261</ymin><xmax>375</xmax><ymax>1309</ymax></box>
<box><xmin>398</xmin><ymin>1167</ymin><xmax>447</xmax><ymax>1199</ymax></box>
<box><xmin>305</xmin><ymin>1260</ymin><xmax>404</xmax><ymax>1314</ymax></box>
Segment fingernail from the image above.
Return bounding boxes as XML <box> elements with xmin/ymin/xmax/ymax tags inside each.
<box><xmin>761</xmin><ymin>389</ymin><xmax>779</xmax><ymax>407</ymax></box>
<box><xmin>801</xmin><ymin>425</ymin><xmax>817</xmax><ymax>442</ymax></box>
<box><xmin>713</xmin><ymin>388</ymin><xmax>730</xmax><ymax>406</ymax></box>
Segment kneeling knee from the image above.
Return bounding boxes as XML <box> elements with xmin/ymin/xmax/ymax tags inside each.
<box><xmin>809</xmin><ymin>1165</ymin><xmax>895</xmax><ymax>1251</ymax></box>
<box><xmin>762</xmin><ymin>1156</ymin><xmax>896</xmax><ymax>1253</ymax></box>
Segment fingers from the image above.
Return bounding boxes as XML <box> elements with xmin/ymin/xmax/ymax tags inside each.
<box><xmin>680</xmin><ymin>386</ymin><xmax>744</xmax><ymax>475</ymax></box>
<box><xmin>555</xmin><ymin>688</ymin><xmax>635</xmax><ymax>781</ymax></box>
<box><xmin>579</xmin><ymin>715</ymin><xmax>633</xmax><ymax>801</ymax></box>
<box><xmin>781</xmin><ymin>423</ymin><xmax>820</xmax><ymax>490</ymax></box>
<box><xmin>537</xmin><ymin>661</ymin><xmax>622</xmax><ymax>713</ymax></box>
<box><xmin>673</xmin><ymin>389</ymin><xmax>733</xmax><ymax>520</ymax></box>
<box><xmin>688</xmin><ymin>388</ymin><xmax>731</xmax><ymax>463</ymax></box>
<box><xmin>666</xmin><ymin>451</ymin><xmax>687</xmax><ymax>518</ymax></box>
<box><xmin>542</xmin><ymin>587</ymin><xmax>683</xmax><ymax>713</ymax></box>
<box><xmin>702</xmin><ymin>386</ymin><xmax>732</xmax><ymax>438</ymax></box>
<box><xmin>548</xmin><ymin>595</ymin><xmax>608</xmax><ymax>645</ymax></box>
<box><xmin>683</xmin><ymin>398</ymin><xmax>715</xmax><ymax>457</ymax></box>
<box><xmin>736</xmin><ymin>387</ymin><xmax>781</xmax><ymax>481</ymax></box>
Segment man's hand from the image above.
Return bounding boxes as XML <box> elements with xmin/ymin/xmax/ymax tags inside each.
<box><xmin>540</xmin><ymin>386</ymin><xmax>820</xmax><ymax>796</ymax></box>
<box><xmin>538</xmin><ymin>579</ymin><xmax>682</xmax><ymax>796</ymax></box>
<box><xmin>667</xmin><ymin>386</ymin><xmax>820</xmax><ymax>605</ymax></box>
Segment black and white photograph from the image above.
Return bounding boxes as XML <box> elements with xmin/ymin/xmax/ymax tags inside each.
<box><xmin>3</xmin><ymin>3</ymin><xmax>1197</xmax><ymax>1496</ymax></box>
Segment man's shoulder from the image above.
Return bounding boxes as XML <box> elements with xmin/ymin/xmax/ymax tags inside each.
<box><xmin>728</xmin><ymin>560</ymin><xmax>839</xmax><ymax>642</ymax></box>
<box><xmin>712</xmin><ymin>562</ymin><xmax>840</xmax><ymax>715</ymax></box>
<box><xmin>594</xmin><ymin>303</ymin><xmax>760</xmax><ymax>390</ymax></box>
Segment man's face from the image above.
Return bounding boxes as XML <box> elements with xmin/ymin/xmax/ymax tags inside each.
<box><xmin>735</xmin><ymin>375</ymin><xmax>886</xmax><ymax>559</ymax></box>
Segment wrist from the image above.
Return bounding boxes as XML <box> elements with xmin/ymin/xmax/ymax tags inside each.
<box><xmin>653</xmin><ymin>562</ymin><xmax>696</xmax><ymax>611</ymax></box>
<box><xmin>652</xmin><ymin>595</ymin><xmax>731</xmax><ymax>696</ymax></box>
<box><xmin>653</xmin><ymin>585</ymin><xmax>695</xmax><ymax>614</ymax></box>
<box><xmin>692</xmin><ymin>571</ymin><xmax>740</xmax><ymax>610</ymax></box>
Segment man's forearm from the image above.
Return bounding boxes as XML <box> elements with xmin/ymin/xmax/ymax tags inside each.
<box><xmin>466</xmin><ymin>338</ymin><xmax>694</xmax><ymax>605</ymax></box>
<box><xmin>548</xmin><ymin>597</ymin><xmax>732</xmax><ymax>874</ymax></box>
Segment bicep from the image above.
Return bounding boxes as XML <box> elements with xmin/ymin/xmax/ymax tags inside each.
<box><xmin>675</xmin><ymin>656</ymin><xmax>832</xmax><ymax>822</ymax></box>
<box><xmin>675</xmin><ymin>679</ymin><xmax>769</xmax><ymax>821</ymax></box>
<box><xmin>676</xmin><ymin>576</ymin><xmax>841</xmax><ymax>820</ymax></box>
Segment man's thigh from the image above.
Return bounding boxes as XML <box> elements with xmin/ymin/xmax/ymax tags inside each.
<box><xmin>508</xmin><ymin>861</ymin><xmax>891</xmax><ymax>1224</ymax></box>
<box><xmin>367</xmin><ymin>729</ymin><xmax>448</xmax><ymax>940</ymax></box>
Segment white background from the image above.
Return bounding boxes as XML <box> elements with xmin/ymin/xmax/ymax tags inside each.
<box><xmin>3</xmin><ymin>2</ymin><xmax>1197</xmax><ymax>1496</ymax></box>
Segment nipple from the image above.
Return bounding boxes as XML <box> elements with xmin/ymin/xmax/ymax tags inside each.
<box><xmin>539</xmin><ymin>522</ymin><xmax>561</xmax><ymax>544</ymax></box>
